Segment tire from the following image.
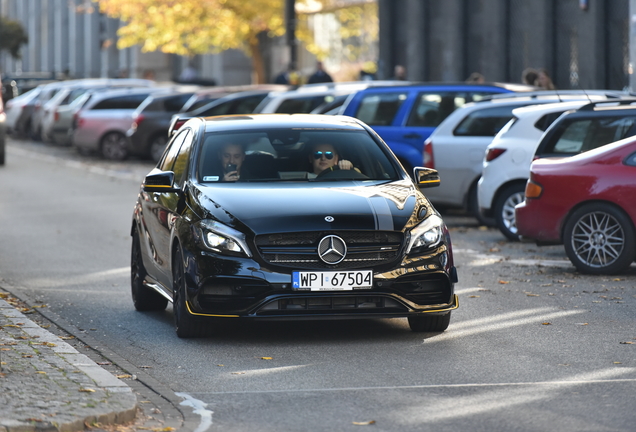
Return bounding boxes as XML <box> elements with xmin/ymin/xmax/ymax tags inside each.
<box><xmin>494</xmin><ymin>183</ymin><xmax>526</xmax><ymax>241</ymax></box>
<box><xmin>131</xmin><ymin>229</ymin><xmax>168</xmax><ymax>311</ymax></box>
<box><xmin>101</xmin><ymin>132</ymin><xmax>129</xmax><ymax>161</ymax></box>
<box><xmin>408</xmin><ymin>312</ymin><xmax>451</xmax><ymax>332</ymax></box>
<box><xmin>173</xmin><ymin>244</ymin><xmax>207</xmax><ymax>338</ymax></box>
<box><xmin>468</xmin><ymin>183</ymin><xmax>495</xmax><ymax>227</ymax></box>
<box><xmin>563</xmin><ymin>203</ymin><xmax>636</xmax><ymax>275</ymax></box>
<box><xmin>148</xmin><ymin>134</ymin><xmax>168</xmax><ymax>163</ymax></box>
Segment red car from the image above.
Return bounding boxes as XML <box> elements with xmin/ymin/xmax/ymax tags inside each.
<box><xmin>516</xmin><ymin>137</ymin><xmax>636</xmax><ymax>274</ymax></box>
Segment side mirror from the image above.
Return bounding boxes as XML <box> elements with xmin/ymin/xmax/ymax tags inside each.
<box><xmin>143</xmin><ymin>169</ymin><xmax>179</xmax><ymax>193</ymax></box>
<box><xmin>414</xmin><ymin>167</ymin><xmax>440</xmax><ymax>188</ymax></box>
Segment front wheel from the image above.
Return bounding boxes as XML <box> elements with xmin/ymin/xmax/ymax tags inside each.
<box><xmin>173</xmin><ymin>244</ymin><xmax>207</xmax><ymax>338</ymax></box>
<box><xmin>494</xmin><ymin>183</ymin><xmax>526</xmax><ymax>241</ymax></box>
<box><xmin>131</xmin><ymin>230</ymin><xmax>168</xmax><ymax>311</ymax></box>
<box><xmin>563</xmin><ymin>203</ymin><xmax>636</xmax><ymax>275</ymax></box>
<box><xmin>101</xmin><ymin>132</ymin><xmax>129</xmax><ymax>160</ymax></box>
<box><xmin>408</xmin><ymin>312</ymin><xmax>451</xmax><ymax>332</ymax></box>
<box><xmin>148</xmin><ymin>134</ymin><xmax>168</xmax><ymax>163</ymax></box>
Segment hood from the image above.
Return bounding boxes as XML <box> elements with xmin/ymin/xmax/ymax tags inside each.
<box><xmin>191</xmin><ymin>180</ymin><xmax>425</xmax><ymax>235</ymax></box>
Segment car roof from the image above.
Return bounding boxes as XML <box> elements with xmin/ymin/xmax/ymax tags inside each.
<box><xmin>195</xmin><ymin>114</ymin><xmax>366</xmax><ymax>133</ymax></box>
<box><xmin>510</xmin><ymin>100</ymin><xmax>602</xmax><ymax>118</ymax></box>
<box><xmin>348</xmin><ymin>81</ymin><xmax>536</xmax><ymax>92</ymax></box>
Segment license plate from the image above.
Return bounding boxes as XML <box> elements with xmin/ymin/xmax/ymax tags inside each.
<box><xmin>292</xmin><ymin>270</ymin><xmax>373</xmax><ymax>291</ymax></box>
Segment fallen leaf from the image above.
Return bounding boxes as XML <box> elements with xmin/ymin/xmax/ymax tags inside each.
<box><xmin>97</xmin><ymin>362</ymin><xmax>111</xmax><ymax>366</ymax></box>
<box><xmin>478</xmin><ymin>226</ymin><xmax>488</xmax><ymax>231</ymax></box>
<box><xmin>32</xmin><ymin>304</ymin><xmax>47</xmax><ymax>308</ymax></box>
<box><xmin>140</xmin><ymin>365</ymin><xmax>153</xmax><ymax>368</ymax></box>
<box><xmin>468</xmin><ymin>295</ymin><xmax>480</xmax><ymax>298</ymax></box>
<box><xmin>36</xmin><ymin>371</ymin><xmax>47</xmax><ymax>374</ymax></box>
<box><xmin>261</xmin><ymin>357</ymin><xmax>273</xmax><ymax>360</ymax></box>
<box><xmin>614</xmin><ymin>362</ymin><xmax>622</xmax><ymax>364</ymax></box>
<box><xmin>489</xmin><ymin>247</ymin><xmax>500</xmax><ymax>252</ymax></box>
<box><xmin>1</xmin><ymin>348</ymin><xmax>12</xmax><ymax>351</ymax></box>
<box><xmin>79</xmin><ymin>388</ymin><xmax>96</xmax><ymax>392</ymax></box>
<box><xmin>217</xmin><ymin>364</ymin><xmax>224</xmax><ymax>367</ymax></box>
<box><xmin>352</xmin><ymin>420</ymin><xmax>376</xmax><ymax>426</ymax></box>
<box><xmin>152</xmin><ymin>427</ymin><xmax>175</xmax><ymax>432</ymax></box>
<box><xmin>116</xmin><ymin>374</ymin><xmax>132</xmax><ymax>379</ymax></box>
<box><xmin>540</xmin><ymin>284</ymin><xmax>552</xmax><ymax>287</ymax></box>
<box><xmin>612</xmin><ymin>278</ymin><xmax>623</xmax><ymax>281</ymax></box>
<box><xmin>542</xmin><ymin>322</ymin><xmax>551</xmax><ymax>325</ymax></box>
<box><xmin>44</xmin><ymin>342</ymin><xmax>57</xmax><ymax>347</ymax></box>
<box><xmin>498</xmin><ymin>280</ymin><xmax>510</xmax><ymax>284</ymax></box>
<box><xmin>576</xmin><ymin>323</ymin><xmax>588</xmax><ymax>326</ymax></box>
<box><xmin>40</xmin><ymin>325</ymin><xmax>50</xmax><ymax>329</ymax></box>
<box><xmin>22</xmin><ymin>355</ymin><xmax>33</xmax><ymax>358</ymax></box>
<box><xmin>526</xmin><ymin>293</ymin><xmax>540</xmax><ymax>297</ymax></box>
<box><xmin>60</xmin><ymin>336</ymin><xmax>75</xmax><ymax>340</ymax></box>
<box><xmin>620</xmin><ymin>341</ymin><xmax>634</xmax><ymax>345</ymax></box>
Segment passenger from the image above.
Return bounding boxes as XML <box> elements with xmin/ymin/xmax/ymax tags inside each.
<box><xmin>219</xmin><ymin>143</ymin><xmax>246</xmax><ymax>181</ymax></box>
<box><xmin>309</xmin><ymin>143</ymin><xmax>356</xmax><ymax>177</ymax></box>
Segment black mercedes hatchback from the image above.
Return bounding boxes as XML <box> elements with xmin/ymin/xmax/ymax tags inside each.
<box><xmin>131</xmin><ymin>114</ymin><xmax>458</xmax><ymax>337</ymax></box>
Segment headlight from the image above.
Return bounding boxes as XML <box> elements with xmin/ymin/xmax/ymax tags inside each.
<box><xmin>194</xmin><ymin>220</ymin><xmax>252</xmax><ymax>257</ymax></box>
<box><xmin>406</xmin><ymin>215</ymin><xmax>444</xmax><ymax>254</ymax></box>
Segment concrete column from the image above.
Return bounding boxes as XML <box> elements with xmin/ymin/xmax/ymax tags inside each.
<box><xmin>377</xmin><ymin>0</ymin><xmax>394</xmax><ymax>79</ymax></box>
<box><xmin>405</xmin><ymin>0</ymin><xmax>427</xmax><ymax>81</ymax></box>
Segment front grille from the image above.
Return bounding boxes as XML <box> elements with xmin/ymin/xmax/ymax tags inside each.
<box><xmin>256</xmin><ymin>294</ymin><xmax>407</xmax><ymax>315</ymax></box>
<box><xmin>255</xmin><ymin>231</ymin><xmax>404</xmax><ymax>270</ymax></box>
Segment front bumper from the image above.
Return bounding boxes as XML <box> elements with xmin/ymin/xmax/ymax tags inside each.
<box><xmin>181</xmin><ymin>244</ymin><xmax>457</xmax><ymax>319</ymax></box>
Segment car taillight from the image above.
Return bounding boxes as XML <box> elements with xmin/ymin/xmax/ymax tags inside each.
<box><xmin>424</xmin><ymin>138</ymin><xmax>435</xmax><ymax>168</ymax></box>
<box><xmin>173</xmin><ymin>119</ymin><xmax>187</xmax><ymax>132</ymax></box>
<box><xmin>485</xmin><ymin>148</ymin><xmax>506</xmax><ymax>162</ymax></box>
<box><xmin>525</xmin><ymin>180</ymin><xmax>543</xmax><ymax>199</ymax></box>
<box><xmin>131</xmin><ymin>114</ymin><xmax>145</xmax><ymax>130</ymax></box>
<box><xmin>72</xmin><ymin>112</ymin><xmax>84</xmax><ymax>129</ymax></box>
<box><xmin>54</xmin><ymin>109</ymin><xmax>59</xmax><ymax>122</ymax></box>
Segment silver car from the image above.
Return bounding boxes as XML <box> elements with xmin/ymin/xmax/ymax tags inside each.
<box><xmin>71</xmin><ymin>87</ymin><xmax>162</xmax><ymax>160</ymax></box>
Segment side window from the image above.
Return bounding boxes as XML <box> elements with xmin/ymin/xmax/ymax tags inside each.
<box><xmin>160</xmin><ymin>130</ymin><xmax>189</xmax><ymax>172</ymax></box>
<box><xmin>534</xmin><ymin>111</ymin><xmax>566</xmax><ymax>132</ymax></box>
<box><xmin>551</xmin><ymin>120</ymin><xmax>590</xmax><ymax>153</ymax></box>
<box><xmin>92</xmin><ymin>96</ymin><xmax>129</xmax><ymax>110</ymax></box>
<box><xmin>354</xmin><ymin>92</ymin><xmax>408</xmax><ymax>126</ymax></box>
<box><xmin>173</xmin><ymin>131</ymin><xmax>194</xmax><ymax>187</ymax></box>
<box><xmin>406</xmin><ymin>92</ymin><xmax>466</xmax><ymax>127</ymax></box>
<box><xmin>453</xmin><ymin>105</ymin><xmax>520</xmax><ymax>137</ymax></box>
<box><xmin>165</xmin><ymin>94</ymin><xmax>192</xmax><ymax>112</ymax></box>
<box><xmin>276</xmin><ymin>96</ymin><xmax>326</xmax><ymax>113</ymax></box>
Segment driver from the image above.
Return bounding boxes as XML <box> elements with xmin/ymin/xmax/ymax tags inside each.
<box><xmin>309</xmin><ymin>143</ymin><xmax>356</xmax><ymax>177</ymax></box>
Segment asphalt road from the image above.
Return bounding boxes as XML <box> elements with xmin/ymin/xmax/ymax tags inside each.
<box><xmin>1</xmin><ymin>138</ymin><xmax>635</xmax><ymax>431</ymax></box>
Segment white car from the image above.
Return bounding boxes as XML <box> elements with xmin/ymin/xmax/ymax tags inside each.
<box><xmin>422</xmin><ymin>91</ymin><xmax>627</xmax><ymax>224</ymax></box>
<box><xmin>477</xmin><ymin>101</ymin><xmax>593</xmax><ymax>240</ymax></box>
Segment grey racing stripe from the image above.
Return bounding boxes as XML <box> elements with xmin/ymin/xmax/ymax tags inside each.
<box><xmin>368</xmin><ymin>196</ymin><xmax>394</xmax><ymax>230</ymax></box>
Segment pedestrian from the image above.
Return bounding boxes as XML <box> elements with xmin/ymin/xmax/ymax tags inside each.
<box><xmin>521</xmin><ymin>67</ymin><xmax>539</xmax><ymax>86</ymax></box>
<box><xmin>307</xmin><ymin>61</ymin><xmax>333</xmax><ymax>84</ymax></box>
<box><xmin>274</xmin><ymin>65</ymin><xmax>293</xmax><ymax>85</ymax></box>
<box><xmin>393</xmin><ymin>65</ymin><xmax>407</xmax><ymax>80</ymax></box>
<box><xmin>466</xmin><ymin>72</ymin><xmax>485</xmax><ymax>83</ymax></box>
<box><xmin>536</xmin><ymin>68</ymin><xmax>556</xmax><ymax>90</ymax></box>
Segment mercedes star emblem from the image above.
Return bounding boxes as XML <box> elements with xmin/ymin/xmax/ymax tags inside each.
<box><xmin>318</xmin><ymin>235</ymin><xmax>347</xmax><ymax>264</ymax></box>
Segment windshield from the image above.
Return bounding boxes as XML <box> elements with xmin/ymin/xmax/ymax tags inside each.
<box><xmin>197</xmin><ymin>128</ymin><xmax>399</xmax><ymax>183</ymax></box>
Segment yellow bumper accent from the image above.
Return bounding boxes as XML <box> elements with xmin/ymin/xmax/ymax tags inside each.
<box><xmin>185</xmin><ymin>301</ymin><xmax>239</xmax><ymax>318</ymax></box>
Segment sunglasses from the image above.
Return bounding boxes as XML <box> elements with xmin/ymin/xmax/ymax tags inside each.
<box><xmin>313</xmin><ymin>151</ymin><xmax>334</xmax><ymax>160</ymax></box>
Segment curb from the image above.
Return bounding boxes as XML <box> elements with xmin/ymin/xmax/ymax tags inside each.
<box><xmin>0</xmin><ymin>297</ymin><xmax>138</xmax><ymax>432</ymax></box>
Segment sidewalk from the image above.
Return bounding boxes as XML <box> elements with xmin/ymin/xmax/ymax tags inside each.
<box><xmin>0</xmin><ymin>295</ymin><xmax>138</xmax><ymax>432</ymax></box>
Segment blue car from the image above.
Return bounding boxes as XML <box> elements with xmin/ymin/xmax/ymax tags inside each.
<box><xmin>340</xmin><ymin>83</ymin><xmax>532</xmax><ymax>173</ymax></box>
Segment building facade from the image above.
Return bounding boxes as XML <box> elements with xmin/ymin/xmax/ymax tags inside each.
<box><xmin>378</xmin><ymin>0</ymin><xmax>629</xmax><ymax>90</ymax></box>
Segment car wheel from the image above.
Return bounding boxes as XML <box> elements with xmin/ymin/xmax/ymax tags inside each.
<box><xmin>494</xmin><ymin>183</ymin><xmax>525</xmax><ymax>241</ymax></box>
<box><xmin>101</xmin><ymin>132</ymin><xmax>129</xmax><ymax>161</ymax></box>
<box><xmin>173</xmin><ymin>244</ymin><xmax>206</xmax><ymax>338</ymax></box>
<box><xmin>468</xmin><ymin>183</ymin><xmax>495</xmax><ymax>227</ymax></box>
<box><xmin>407</xmin><ymin>312</ymin><xmax>451</xmax><ymax>332</ymax></box>
<box><xmin>131</xmin><ymin>229</ymin><xmax>168</xmax><ymax>311</ymax></box>
<box><xmin>149</xmin><ymin>134</ymin><xmax>168</xmax><ymax>163</ymax></box>
<box><xmin>563</xmin><ymin>203</ymin><xmax>636</xmax><ymax>275</ymax></box>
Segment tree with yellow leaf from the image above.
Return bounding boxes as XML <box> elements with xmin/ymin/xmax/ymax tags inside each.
<box><xmin>96</xmin><ymin>0</ymin><xmax>378</xmax><ymax>83</ymax></box>
<box><xmin>97</xmin><ymin>0</ymin><xmax>287</xmax><ymax>84</ymax></box>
